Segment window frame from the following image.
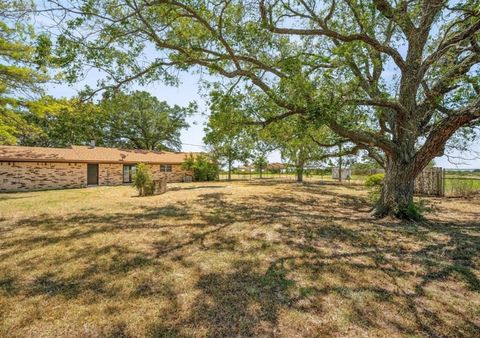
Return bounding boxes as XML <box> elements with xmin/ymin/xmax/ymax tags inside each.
<box><xmin>123</xmin><ymin>164</ymin><xmax>136</xmax><ymax>183</ymax></box>
<box><xmin>160</xmin><ymin>164</ymin><xmax>172</xmax><ymax>173</ymax></box>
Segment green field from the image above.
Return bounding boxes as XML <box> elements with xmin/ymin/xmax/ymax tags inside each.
<box><xmin>445</xmin><ymin>175</ymin><xmax>480</xmax><ymax>196</ymax></box>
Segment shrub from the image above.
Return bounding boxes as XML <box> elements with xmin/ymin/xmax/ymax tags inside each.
<box><xmin>365</xmin><ymin>173</ymin><xmax>385</xmax><ymax>188</ymax></box>
<box><xmin>132</xmin><ymin>163</ymin><xmax>155</xmax><ymax>196</ymax></box>
<box><xmin>365</xmin><ymin>173</ymin><xmax>384</xmax><ymax>203</ymax></box>
<box><xmin>398</xmin><ymin>201</ymin><xmax>424</xmax><ymax>221</ymax></box>
<box><xmin>182</xmin><ymin>154</ymin><xmax>219</xmax><ymax>181</ymax></box>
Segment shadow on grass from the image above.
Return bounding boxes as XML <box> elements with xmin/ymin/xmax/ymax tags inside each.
<box><xmin>1</xmin><ymin>183</ymin><xmax>479</xmax><ymax>337</ymax></box>
<box><xmin>149</xmin><ymin>260</ymin><xmax>294</xmax><ymax>337</ymax></box>
<box><xmin>169</xmin><ymin>185</ymin><xmax>227</xmax><ymax>191</ymax></box>
<box><xmin>0</xmin><ymin>194</ymin><xmax>37</xmax><ymax>201</ymax></box>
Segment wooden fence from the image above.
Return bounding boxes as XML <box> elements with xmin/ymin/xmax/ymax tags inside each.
<box><xmin>414</xmin><ymin>167</ymin><xmax>445</xmax><ymax>197</ymax></box>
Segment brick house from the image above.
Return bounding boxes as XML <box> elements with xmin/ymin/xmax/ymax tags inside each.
<box><xmin>0</xmin><ymin>145</ymin><xmax>195</xmax><ymax>192</ymax></box>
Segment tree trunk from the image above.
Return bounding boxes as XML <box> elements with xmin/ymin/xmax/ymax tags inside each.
<box><xmin>227</xmin><ymin>159</ymin><xmax>232</xmax><ymax>181</ymax></box>
<box><xmin>338</xmin><ymin>144</ymin><xmax>343</xmax><ymax>182</ymax></box>
<box><xmin>296</xmin><ymin>160</ymin><xmax>304</xmax><ymax>183</ymax></box>
<box><xmin>374</xmin><ymin>158</ymin><xmax>417</xmax><ymax>219</ymax></box>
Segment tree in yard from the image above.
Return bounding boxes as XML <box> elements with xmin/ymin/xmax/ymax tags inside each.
<box><xmin>204</xmin><ymin>91</ymin><xmax>254</xmax><ymax>180</ymax></box>
<box><xmin>207</xmin><ymin>88</ymin><xmax>365</xmax><ymax>183</ymax></box>
<box><xmin>100</xmin><ymin>91</ymin><xmax>195</xmax><ymax>151</ymax></box>
<box><xmin>0</xmin><ymin>1</ymin><xmax>49</xmax><ymax>144</ymax></box>
<box><xmin>263</xmin><ymin>116</ymin><xmax>346</xmax><ymax>183</ymax></box>
<box><xmin>251</xmin><ymin>140</ymin><xmax>273</xmax><ymax>179</ymax></box>
<box><xmin>253</xmin><ymin>153</ymin><xmax>268</xmax><ymax>179</ymax></box>
<box><xmin>47</xmin><ymin>1</ymin><xmax>480</xmax><ymax>219</ymax></box>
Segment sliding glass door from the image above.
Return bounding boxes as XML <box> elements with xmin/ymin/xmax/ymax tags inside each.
<box><xmin>123</xmin><ymin>165</ymin><xmax>136</xmax><ymax>183</ymax></box>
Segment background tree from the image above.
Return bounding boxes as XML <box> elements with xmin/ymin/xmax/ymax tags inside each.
<box><xmin>0</xmin><ymin>1</ymin><xmax>49</xmax><ymax>144</ymax></box>
<box><xmin>251</xmin><ymin>140</ymin><xmax>274</xmax><ymax>179</ymax></box>
<box><xmin>100</xmin><ymin>91</ymin><xmax>195</xmax><ymax>151</ymax></box>
<box><xmin>206</xmin><ymin>88</ymin><xmax>364</xmax><ymax>182</ymax></box>
<box><xmin>15</xmin><ymin>91</ymin><xmax>195</xmax><ymax>151</ymax></box>
<box><xmin>263</xmin><ymin>116</ymin><xmax>345</xmax><ymax>182</ymax></box>
<box><xmin>20</xmin><ymin>97</ymin><xmax>107</xmax><ymax>147</ymax></box>
<box><xmin>204</xmin><ymin>91</ymin><xmax>253</xmax><ymax>180</ymax></box>
<box><xmin>47</xmin><ymin>0</ymin><xmax>480</xmax><ymax>219</ymax></box>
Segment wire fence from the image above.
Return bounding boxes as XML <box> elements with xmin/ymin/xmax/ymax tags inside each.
<box><xmin>218</xmin><ymin>168</ymin><xmax>375</xmax><ymax>185</ymax></box>
<box><xmin>218</xmin><ymin>168</ymin><xmax>480</xmax><ymax>197</ymax></box>
<box><xmin>444</xmin><ymin>169</ymin><xmax>480</xmax><ymax>197</ymax></box>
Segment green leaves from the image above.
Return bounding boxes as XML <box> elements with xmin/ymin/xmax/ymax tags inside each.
<box><xmin>100</xmin><ymin>90</ymin><xmax>194</xmax><ymax>151</ymax></box>
<box><xmin>132</xmin><ymin>163</ymin><xmax>154</xmax><ymax>196</ymax></box>
<box><xmin>0</xmin><ymin>2</ymin><xmax>50</xmax><ymax>144</ymax></box>
<box><xmin>8</xmin><ymin>89</ymin><xmax>194</xmax><ymax>150</ymax></box>
<box><xmin>204</xmin><ymin>90</ymin><xmax>255</xmax><ymax>168</ymax></box>
<box><xmin>182</xmin><ymin>154</ymin><xmax>219</xmax><ymax>181</ymax></box>
<box><xmin>21</xmin><ymin>0</ymin><xmax>479</xmax><ymax>187</ymax></box>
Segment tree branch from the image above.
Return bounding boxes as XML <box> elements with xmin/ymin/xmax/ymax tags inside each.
<box><xmin>414</xmin><ymin>97</ymin><xmax>480</xmax><ymax>174</ymax></box>
<box><xmin>259</xmin><ymin>0</ymin><xmax>407</xmax><ymax>71</ymax></box>
<box><xmin>328</xmin><ymin>120</ymin><xmax>395</xmax><ymax>155</ymax></box>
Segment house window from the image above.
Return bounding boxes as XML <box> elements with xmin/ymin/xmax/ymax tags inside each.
<box><xmin>160</xmin><ymin>164</ymin><xmax>172</xmax><ymax>172</ymax></box>
<box><xmin>123</xmin><ymin>165</ymin><xmax>136</xmax><ymax>183</ymax></box>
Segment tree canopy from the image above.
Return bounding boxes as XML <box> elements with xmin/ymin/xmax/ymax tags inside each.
<box><xmin>100</xmin><ymin>90</ymin><xmax>195</xmax><ymax>151</ymax></box>
<box><xmin>18</xmin><ymin>91</ymin><xmax>194</xmax><ymax>151</ymax></box>
<box><xmin>0</xmin><ymin>1</ymin><xmax>49</xmax><ymax>144</ymax></box>
<box><xmin>20</xmin><ymin>97</ymin><xmax>107</xmax><ymax>147</ymax></box>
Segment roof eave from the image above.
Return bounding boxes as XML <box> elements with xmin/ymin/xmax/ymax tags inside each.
<box><xmin>0</xmin><ymin>159</ymin><xmax>185</xmax><ymax>164</ymax></box>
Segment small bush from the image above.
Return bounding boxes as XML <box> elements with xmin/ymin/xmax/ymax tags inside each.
<box><xmin>365</xmin><ymin>173</ymin><xmax>384</xmax><ymax>203</ymax></box>
<box><xmin>398</xmin><ymin>201</ymin><xmax>424</xmax><ymax>221</ymax></box>
<box><xmin>365</xmin><ymin>173</ymin><xmax>385</xmax><ymax>188</ymax></box>
<box><xmin>182</xmin><ymin>154</ymin><xmax>219</xmax><ymax>181</ymax></box>
<box><xmin>132</xmin><ymin>163</ymin><xmax>155</xmax><ymax>196</ymax></box>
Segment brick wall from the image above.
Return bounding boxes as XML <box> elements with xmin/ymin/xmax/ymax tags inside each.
<box><xmin>0</xmin><ymin>162</ymin><xmax>87</xmax><ymax>192</ymax></box>
<box><xmin>0</xmin><ymin>161</ymin><xmax>193</xmax><ymax>192</ymax></box>
<box><xmin>149</xmin><ymin>164</ymin><xmax>192</xmax><ymax>182</ymax></box>
<box><xmin>99</xmin><ymin>163</ymin><xmax>123</xmax><ymax>185</ymax></box>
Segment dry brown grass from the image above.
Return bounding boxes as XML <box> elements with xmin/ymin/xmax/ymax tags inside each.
<box><xmin>1</xmin><ymin>181</ymin><xmax>479</xmax><ymax>337</ymax></box>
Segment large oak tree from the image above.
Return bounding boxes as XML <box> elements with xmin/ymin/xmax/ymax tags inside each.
<box><xmin>44</xmin><ymin>0</ymin><xmax>480</xmax><ymax>218</ymax></box>
<box><xmin>100</xmin><ymin>90</ymin><xmax>194</xmax><ymax>151</ymax></box>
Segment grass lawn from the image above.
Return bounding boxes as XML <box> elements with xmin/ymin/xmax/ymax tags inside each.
<box><xmin>1</xmin><ymin>181</ymin><xmax>479</xmax><ymax>337</ymax></box>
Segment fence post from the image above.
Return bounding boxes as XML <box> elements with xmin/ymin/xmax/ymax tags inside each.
<box><xmin>442</xmin><ymin>168</ymin><xmax>446</xmax><ymax>197</ymax></box>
